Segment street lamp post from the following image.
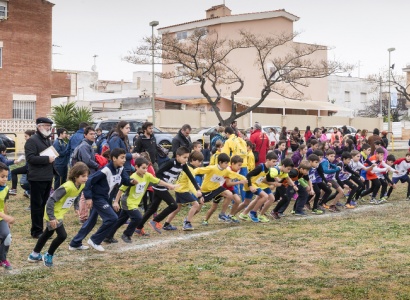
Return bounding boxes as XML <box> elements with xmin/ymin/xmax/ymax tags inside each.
<box><xmin>149</xmin><ymin>21</ymin><xmax>159</xmax><ymax>126</ymax></box>
<box><xmin>387</xmin><ymin>47</ymin><xmax>395</xmax><ymax>139</ymax></box>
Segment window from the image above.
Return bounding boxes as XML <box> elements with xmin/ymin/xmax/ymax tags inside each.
<box><xmin>13</xmin><ymin>101</ymin><xmax>36</xmax><ymax>120</ymax></box>
<box><xmin>0</xmin><ymin>1</ymin><xmax>7</xmax><ymax>19</ymax></box>
<box><xmin>176</xmin><ymin>31</ymin><xmax>188</xmax><ymax>40</ymax></box>
<box><xmin>344</xmin><ymin>91</ymin><xmax>351</xmax><ymax>103</ymax></box>
<box><xmin>360</xmin><ymin>92</ymin><xmax>367</xmax><ymax>103</ymax></box>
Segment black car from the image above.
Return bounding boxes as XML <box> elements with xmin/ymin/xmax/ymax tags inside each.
<box><xmin>0</xmin><ymin>134</ymin><xmax>16</xmax><ymax>153</ymax></box>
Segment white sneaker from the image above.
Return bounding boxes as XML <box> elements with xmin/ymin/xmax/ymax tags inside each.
<box><xmin>68</xmin><ymin>244</ymin><xmax>90</xmax><ymax>251</ymax></box>
<box><xmin>87</xmin><ymin>238</ymin><xmax>105</xmax><ymax>252</ymax></box>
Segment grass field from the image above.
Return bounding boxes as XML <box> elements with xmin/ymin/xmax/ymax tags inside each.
<box><xmin>1</xmin><ymin>152</ymin><xmax>410</xmax><ymax>299</ymax></box>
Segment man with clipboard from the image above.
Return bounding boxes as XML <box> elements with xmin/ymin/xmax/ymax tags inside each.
<box><xmin>25</xmin><ymin>117</ymin><xmax>57</xmax><ymax>239</ymax></box>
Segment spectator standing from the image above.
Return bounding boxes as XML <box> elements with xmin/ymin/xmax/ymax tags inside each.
<box><xmin>72</xmin><ymin>127</ymin><xmax>99</xmax><ymax>174</ymax></box>
<box><xmin>367</xmin><ymin>128</ymin><xmax>382</xmax><ymax>154</ymax></box>
<box><xmin>268</xmin><ymin>128</ymin><xmax>279</xmax><ymax>148</ymax></box>
<box><xmin>230</xmin><ymin>121</ymin><xmax>241</xmax><ymax>137</ymax></box>
<box><xmin>95</xmin><ymin>128</ymin><xmax>106</xmax><ymax>155</ymax></box>
<box><xmin>381</xmin><ymin>130</ymin><xmax>389</xmax><ymax>149</ymax></box>
<box><xmin>9</xmin><ymin>129</ymin><xmax>35</xmax><ymax>195</ymax></box>
<box><xmin>67</xmin><ymin>122</ymin><xmax>89</xmax><ymax>158</ymax></box>
<box><xmin>172</xmin><ymin>124</ymin><xmax>193</xmax><ymax>158</ymax></box>
<box><xmin>304</xmin><ymin>126</ymin><xmax>312</xmax><ymax>143</ymax></box>
<box><xmin>133</xmin><ymin>121</ymin><xmax>158</xmax><ymax>170</ymax></box>
<box><xmin>290</xmin><ymin>127</ymin><xmax>301</xmax><ymax>151</ymax></box>
<box><xmin>25</xmin><ymin>117</ymin><xmax>55</xmax><ymax>239</ymax></box>
<box><xmin>108</xmin><ymin>121</ymin><xmax>138</xmax><ymax>175</ymax></box>
<box><xmin>250</xmin><ymin>123</ymin><xmax>269</xmax><ymax>164</ymax></box>
<box><xmin>53</xmin><ymin>128</ymin><xmax>70</xmax><ymax>190</ymax></box>
<box><xmin>210</xmin><ymin>126</ymin><xmax>225</xmax><ymax>149</ymax></box>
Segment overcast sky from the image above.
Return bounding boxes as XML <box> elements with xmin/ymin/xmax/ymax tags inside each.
<box><xmin>51</xmin><ymin>0</ymin><xmax>409</xmax><ymax>81</ymax></box>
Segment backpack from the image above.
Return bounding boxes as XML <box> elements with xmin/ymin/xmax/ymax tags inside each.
<box><xmin>95</xmin><ymin>154</ymin><xmax>108</xmax><ymax>169</ymax></box>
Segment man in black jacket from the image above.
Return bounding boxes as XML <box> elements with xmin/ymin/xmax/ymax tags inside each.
<box><xmin>25</xmin><ymin>117</ymin><xmax>55</xmax><ymax>238</ymax></box>
<box><xmin>171</xmin><ymin>124</ymin><xmax>192</xmax><ymax>158</ymax></box>
<box><xmin>133</xmin><ymin>122</ymin><xmax>157</xmax><ymax>166</ymax></box>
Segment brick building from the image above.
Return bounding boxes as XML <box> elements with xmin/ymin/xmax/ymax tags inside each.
<box><xmin>0</xmin><ymin>0</ymin><xmax>73</xmax><ymax>121</ymax></box>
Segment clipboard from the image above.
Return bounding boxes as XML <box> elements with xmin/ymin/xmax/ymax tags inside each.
<box><xmin>40</xmin><ymin>146</ymin><xmax>59</xmax><ymax>158</ymax></box>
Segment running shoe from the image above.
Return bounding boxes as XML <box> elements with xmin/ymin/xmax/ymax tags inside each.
<box><xmin>369</xmin><ymin>198</ymin><xmax>379</xmax><ymax>205</ymax></box>
<box><xmin>87</xmin><ymin>239</ymin><xmax>105</xmax><ymax>252</ymax></box>
<box><xmin>321</xmin><ymin>203</ymin><xmax>330</xmax><ymax>210</ymax></box>
<box><xmin>311</xmin><ymin>209</ymin><xmax>324</xmax><ymax>215</ymax></box>
<box><xmin>183</xmin><ymin>222</ymin><xmax>194</xmax><ymax>231</ymax></box>
<box><xmin>248</xmin><ymin>212</ymin><xmax>259</xmax><ymax>223</ymax></box>
<box><xmin>1</xmin><ymin>260</ymin><xmax>12</xmax><ymax>270</ymax></box>
<box><xmin>201</xmin><ymin>220</ymin><xmax>209</xmax><ymax>226</ymax></box>
<box><xmin>345</xmin><ymin>203</ymin><xmax>355</xmax><ymax>209</ymax></box>
<box><xmin>258</xmin><ymin>214</ymin><xmax>270</xmax><ymax>223</ymax></box>
<box><xmin>229</xmin><ymin>215</ymin><xmax>240</xmax><ymax>223</ymax></box>
<box><xmin>43</xmin><ymin>252</ymin><xmax>53</xmax><ymax>267</ymax></box>
<box><xmin>135</xmin><ymin>228</ymin><xmax>150</xmax><ymax>237</ymax></box>
<box><xmin>218</xmin><ymin>213</ymin><xmax>231</xmax><ymax>222</ymax></box>
<box><xmin>270</xmin><ymin>211</ymin><xmax>281</xmax><ymax>219</ymax></box>
<box><xmin>121</xmin><ymin>234</ymin><xmax>132</xmax><ymax>243</ymax></box>
<box><xmin>294</xmin><ymin>211</ymin><xmax>307</xmax><ymax>216</ymax></box>
<box><xmin>103</xmin><ymin>237</ymin><xmax>118</xmax><ymax>244</ymax></box>
<box><xmin>8</xmin><ymin>189</ymin><xmax>17</xmax><ymax>196</ymax></box>
<box><xmin>162</xmin><ymin>224</ymin><xmax>177</xmax><ymax>231</ymax></box>
<box><xmin>149</xmin><ymin>220</ymin><xmax>162</xmax><ymax>234</ymax></box>
<box><xmin>68</xmin><ymin>244</ymin><xmax>89</xmax><ymax>251</ymax></box>
<box><xmin>238</xmin><ymin>213</ymin><xmax>250</xmax><ymax>221</ymax></box>
<box><xmin>28</xmin><ymin>253</ymin><xmax>43</xmax><ymax>262</ymax></box>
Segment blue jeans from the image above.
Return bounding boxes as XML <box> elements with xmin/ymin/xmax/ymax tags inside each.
<box><xmin>293</xmin><ymin>186</ymin><xmax>308</xmax><ymax>213</ymax></box>
<box><xmin>69</xmin><ymin>198</ymin><xmax>118</xmax><ymax>246</ymax></box>
<box><xmin>54</xmin><ymin>165</ymin><xmax>68</xmax><ymax>190</ymax></box>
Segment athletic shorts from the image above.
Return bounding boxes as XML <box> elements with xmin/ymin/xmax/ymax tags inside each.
<box><xmin>330</xmin><ymin>179</ymin><xmax>340</xmax><ymax>189</ymax></box>
<box><xmin>244</xmin><ymin>187</ymin><xmax>272</xmax><ymax>199</ymax></box>
<box><xmin>175</xmin><ymin>192</ymin><xmax>197</xmax><ymax>204</ymax></box>
<box><xmin>392</xmin><ymin>174</ymin><xmax>409</xmax><ymax>184</ymax></box>
<box><xmin>203</xmin><ymin>186</ymin><xmax>226</xmax><ymax>203</ymax></box>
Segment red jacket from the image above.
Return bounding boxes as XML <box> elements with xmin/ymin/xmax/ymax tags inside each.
<box><xmin>250</xmin><ymin>129</ymin><xmax>270</xmax><ymax>164</ymax></box>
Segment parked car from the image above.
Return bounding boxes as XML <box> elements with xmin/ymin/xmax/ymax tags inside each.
<box><xmin>91</xmin><ymin>119</ymin><xmax>173</xmax><ymax>149</ymax></box>
<box><xmin>245</xmin><ymin>126</ymin><xmax>281</xmax><ymax>138</ymax></box>
<box><xmin>189</xmin><ymin>126</ymin><xmax>217</xmax><ymax>144</ymax></box>
<box><xmin>0</xmin><ymin>134</ymin><xmax>16</xmax><ymax>153</ymax></box>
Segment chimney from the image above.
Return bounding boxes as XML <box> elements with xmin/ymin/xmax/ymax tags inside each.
<box><xmin>206</xmin><ymin>4</ymin><xmax>231</xmax><ymax>19</ymax></box>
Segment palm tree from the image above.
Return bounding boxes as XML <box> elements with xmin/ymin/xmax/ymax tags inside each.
<box><xmin>51</xmin><ymin>102</ymin><xmax>93</xmax><ymax>132</ymax></box>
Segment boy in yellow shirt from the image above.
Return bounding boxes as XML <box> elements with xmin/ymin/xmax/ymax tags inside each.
<box><xmin>210</xmin><ymin>140</ymin><xmax>223</xmax><ymax>166</ymax></box>
<box><xmin>163</xmin><ymin>151</ymin><xmax>204</xmax><ymax>231</ymax></box>
<box><xmin>246</xmin><ymin>140</ymin><xmax>256</xmax><ymax>172</ymax></box>
<box><xmin>238</xmin><ymin>152</ymin><xmax>278</xmax><ymax>223</ymax></box>
<box><xmin>107</xmin><ymin>157</ymin><xmax>177</xmax><ymax>243</ymax></box>
<box><xmin>194</xmin><ymin>153</ymin><xmax>247</xmax><ymax>225</ymax></box>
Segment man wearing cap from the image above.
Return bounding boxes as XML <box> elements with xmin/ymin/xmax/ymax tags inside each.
<box><xmin>24</xmin><ymin>117</ymin><xmax>56</xmax><ymax>238</ymax></box>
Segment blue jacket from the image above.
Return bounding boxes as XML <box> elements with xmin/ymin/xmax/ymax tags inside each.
<box><xmin>53</xmin><ymin>138</ymin><xmax>69</xmax><ymax>167</ymax></box>
<box><xmin>83</xmin><ymin>161</ymin><xmax>133</xmax><ymax>201</ymax></box>
<box><xmin>67</xmin><ymin>129</ymin><xmax>85</xmax><ymax>156</ymax></box>
<box><xmin>108</xmin><ymin>133</ymin><xmax>133</xmax><ymax>173</ymax></box>
<box><xmin>320</xmin><ymin>158</ymin><xmax>339</xmax><ymax>174</ymax></box>
<box><xmin>73</xmin><ymin>139</ymin><xmax>99</xmax><ymax>173</ymax></box>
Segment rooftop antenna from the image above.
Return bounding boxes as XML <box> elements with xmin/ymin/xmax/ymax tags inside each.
<box><xmin>91</xmin><ymin>54</ymin><xmax>98</xmax><ymax>72</ymax></box>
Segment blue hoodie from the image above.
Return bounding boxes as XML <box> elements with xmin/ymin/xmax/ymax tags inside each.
<box><xmin>83</xmin><ymin>161</ymin><xmax>133</xmax><ymax>201</ymax></box>
<box><xmin>67</xmin><ymin>128</ymin><xmax>85</xmax><ymax>156</ymax></box>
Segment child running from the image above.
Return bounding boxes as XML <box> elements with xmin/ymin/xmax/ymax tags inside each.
<box><xmin>136</xmin><ymin>146</ymin><xmax>201</xmax><ymax>234</ymax></box>
<box><xmin>387</xmin><ymin>152</ymin><xmax>410</xmax><ymax>200</ymax></box>
<box><xmin>106</xmin><ymin>157</ymin><xmax>178</xmax><ymax>243</ymax></box>
<box><xmin>69</xmin><ymin>148</ymin><xmax>136</xmax><ymax>252</ymax></box>
<box><xmin>194</xmin><ymin>153</ymin><xmax>247</xmax><ymax>225</ymax></box>
<box><xmin>0</xmin><ymin>162</ymin><xmax>15</xmax><ymax>270</ymax></box>
<box><xmin>162</xmin><ymin>151</ymin><xmax>204</xmax><ymax>231</ymax></box>
<box><xmin>28</xmin><ymin>162</ymin><xmax>89</xmax><ymax>266</ymax></box>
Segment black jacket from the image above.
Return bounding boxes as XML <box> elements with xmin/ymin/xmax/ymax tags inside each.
<box><xmin>133</xmin><ymin>133</ymin><xmax>157</xmax><ymax>163</ymax></box>
<box><xmin>25</xmin><ymin>132</ymin><xmax>54</xmax><ymax>181</ymax></box>
<box><xmin>171</xmin><ymin>130</ymin><xmax>192</xmax><ymax>158</ymax></box>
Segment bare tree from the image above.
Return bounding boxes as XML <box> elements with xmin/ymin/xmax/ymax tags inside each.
<box><xmin>391</xmin><ymin>72</ymin><xmax>410</xmax><ymax>102</ymax></box>
<box><xmin>124</xmin><ymin>29</ymin><xmax>350</xmax><ymax>126</ymax></box>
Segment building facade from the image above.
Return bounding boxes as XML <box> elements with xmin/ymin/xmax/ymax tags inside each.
<box><xmin>0</xmin><ymin>0</ymin><xmax>72</xmax><ymax>120</ymax></box>
<box><xmin>158</xmin><ymin>5</ymin><xmax>330</xmax><ymax>115</ymax></box>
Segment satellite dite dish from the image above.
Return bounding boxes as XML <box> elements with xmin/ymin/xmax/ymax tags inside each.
<box><xmin>91</xmin><ymin>65</ymin><xmax>97</xmax><ymax>72</ymax></box>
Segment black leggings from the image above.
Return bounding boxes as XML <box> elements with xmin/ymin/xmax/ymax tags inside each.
<box><xmin>11</xmin><ymin>165</ymin><xmax>27</xmax><ymax>190</ymax></box>
<box><xmin>379</xmin><ymin>178</ymin><xmax>388</xmax><ymax>197</ymax></box>
<box><xmin>33</xmin><ymin>224</ymin><xmax>67</xmax><ymax>255</ymax></box>
<box><xmin>141</xmin><ymin>190</ymin><xmax>154</xmax><ymax>211</ymax></box>
<box><xmin>361</xmin><ymin>178</ymin><xmax>381</xmax><ymax>198</ymax></box>
<box><xmin>273</xmin><ymin>186</ymin><xmax>290</xmax><ymax>213</ymax></box>
<box><xmin>137</xmin><ymin>189</ymin><xmax>177</xmax><ymax>229</ymax></box>
<box><xmin>387</xmin><ymin>176</ymin><xmax>410</xmax><ymax>198</ymax></box>
<box><xmin>313</xmin><ymin>182</ymin><xmax>331</xmax><ymax>209</ymax></box>
<box><xmin>350</xmin><ymin>176</ymin><xmax>365</xmax><ymax>200</ymax></box>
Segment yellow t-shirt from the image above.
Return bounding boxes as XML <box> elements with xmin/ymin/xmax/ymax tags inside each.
<box><xmin>194</xmin><ymin>165</ymin><xmax>246</xmax><ymax>193</ymax></box>
<box><xmin>210</xmin><ymin>151</ymin><xmax>221</xmax><ymax>166</ymax></box>
<box><xmin>120</xmin><ymin>172</ymin><xmax>160</xmax><ymax>210</ymax></box>
<box><xmin>0</xmin><ymin>186</ymin><xmax>8</xmax><ymax>221</ymax></box>
<box><xmin>244</xmin><ymin>163</ymin><xmax>270</xmax><ymax>191</ymax></box>
<box><xmin>247</xmin><ymin>150</ymin><xmax>255</xmax><ymax>172</ymax></box>
<box><xmin>45</xmin><ymin>181</ymin><xmax>84</xmax><ymax>221</ymax></box>
<box><xmin>222</xmin><ymin>135</ymin><xmax>248</xmax><ymax>167</ymax></box>
<box><xmin>175</xmin><ymin>164</ymin><xmax>197</xmax><ymax>195</ymax></box>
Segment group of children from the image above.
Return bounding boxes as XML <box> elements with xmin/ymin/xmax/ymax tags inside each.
<box><xmin>1</xmin><ymin>130</ymin><xmax>409</xmax><ymax>270</ymax></box>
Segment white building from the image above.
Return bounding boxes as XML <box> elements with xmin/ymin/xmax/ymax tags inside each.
<box><xmin>328</xmin><ymin>75</ymin><xmax>379</xmax><ymax>117</ymax></box>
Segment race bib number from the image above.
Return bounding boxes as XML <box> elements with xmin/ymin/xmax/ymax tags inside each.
<box><xmin>210</xmin><ymin>175</ymin><xmax>225</xmax><ymax>186</ymax></box>
<box><xmin>113</xmin><ymin>175</ymin><xmax>121</xmax><ymax>185</ymax></box>
<box><xmin>62</xmin><ymin>197</ymin><xmax>77</xmax><ymax>209</ymax></box>
<box><xmin>134</xmin><ymin>182</ymin><xmax>147</xmax><ymax>195</ymax></box>
<box><xmin>255</xmin><ymin>176</ymin><xmax>265</xmax><ymax>185</ymax></box>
